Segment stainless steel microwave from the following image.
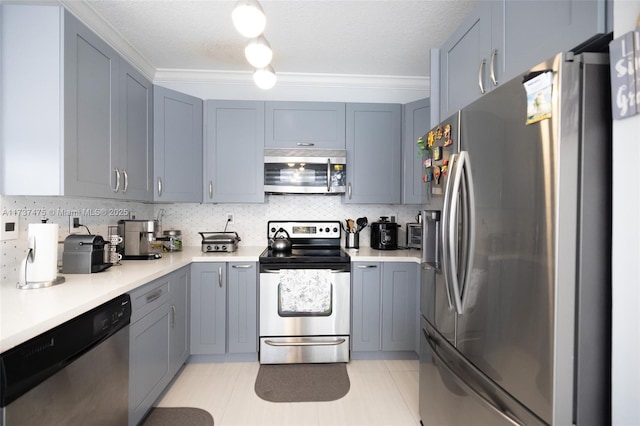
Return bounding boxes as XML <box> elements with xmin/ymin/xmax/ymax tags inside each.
<box><xmin>264</xmin><ymin>148</ymin><xmax>347</xmax><ymax>194</ymax></box>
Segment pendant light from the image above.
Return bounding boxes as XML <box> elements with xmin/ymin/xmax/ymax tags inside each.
<box><xmin>253</xmin><ymin>65</ymin><xmax>277</xmax><ymax>90</ymax></box>
<box><xmin>245</xmin><ymin>35</ymin><xmax>273</xmax><ymax>68</ymax></box>
<box><xmin>232</xmin><ymin>0</ymin><xmax>266</xmax><ymax>38</ymax></box>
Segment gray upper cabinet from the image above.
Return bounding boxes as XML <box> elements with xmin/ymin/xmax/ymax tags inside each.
<box><xmin>265</xmin><ymin>102</ymin><xmax>346</xmax><ymax>149</ymax></box>
<box><xmin>117</xmin><ymin>61</ymin><xmax>153</xmax><ymax>201</ymax></box>
<box><xmin>345</xmin><ymin>103</ymin><xmax>402</xmax><ymax>204</ymax></box>
<box><xmin>204</xmin><ymin>101</ymin><xmax>264</xmax><ymax>203</ymax></box>
<box><xmin>64</xmin><ymin>10</ymin><xmax>119</xmax><ymax>198</ymax></box>
<box><xmin>402</xmin><ymin>98</ymin><xmax>430</xmax><ymax>205</ymax></box>
<box><xmin>496</xmin><ymin>0</ymin><xmax>609</xmax><ymax>83</ymax></box>
<box><xmin>153</xmin><ymin>86</ymin><xmax>203</xmax><ymax>202</ymax></box>
<box><xmin>439</xmin><ymin>0</ymin><xmax>609</xmax><ymax>119</ymax></box>
<box><xmin>1</xmin><ymin>5</ymin><xmax>152</xmax><ymax>201</ymax></box>
<box><xmin>439</xmin><ymin>4</ymin><xmax>492</xmax><ymax>120</ymax></box>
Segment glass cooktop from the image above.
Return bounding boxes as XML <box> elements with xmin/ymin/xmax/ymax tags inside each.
<box><xmin>258</xmin><ymin>247</ymin><xmax>351</xmax><ymax>265</ymax></box>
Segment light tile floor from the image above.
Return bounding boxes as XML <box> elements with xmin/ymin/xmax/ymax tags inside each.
<box><xmin>157</xmin><ymin>360</ymin><xmax>420</xmax><ymax>426</ymax></box>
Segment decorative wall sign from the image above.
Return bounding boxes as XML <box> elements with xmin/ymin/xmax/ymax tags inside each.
<box><xmin>609</xmin><ymin>30</ymin><xmax>639</xmax><ymax>120</ymax></box>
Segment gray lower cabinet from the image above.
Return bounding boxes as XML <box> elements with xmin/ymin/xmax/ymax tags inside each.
<box><xmin>204</xmin><ymin>101</ymin><xmax>264</xmax><ymax>203</ymax></box>
<box><xmin>265</xmin><ymin>101</ymin><xmax>346</xmax><ymax>149</ymax></box>
<box><xmin>153</xmin><ymin>86</ymin><xmax>203</xmax><ymax>202</ymax></box>
<box><xmin>128</xmin><ymin>267</ymin><xmax>190</xmax><ymax>426</ymax></box>
<box><xmin>1</xmin><ymin>5</ymin><xmax>152</xmax><ymax>200</ymax></box>
<box><xmin>227</xmin><ymin>262</ymin><xmax>258</xmax><ymax>354</ymax></box>
<box><xmin>190</xmin><ymin>263</ymin><xmax>226</xmax><ymax>355</ymax></box>
<box><xmin>345</xmin><ymin>103</ymin><xmax>402</xmax><ymax>204</ymax></box>
<box><xmin>168</xmin><ymin>266</ymin><xmax>190</xmax><ymax>376</ymax></box>
<box><xmin>439</xmin><ymin>0</ymin><xmax>610</xmax><ymax>119</ymax></box>
<box><xmin>190</xmin><ymin>262</ymin><xmax>258</xmax><ymax>356</ymax></box>
<box><xmin>402</xmin><ymin>98</ymin><xmax>430</xmax><ymax>205</ymax></box>
<box><xmin>351</xmin><ymin>262</ymin><xmax>419</xmax><ymax>354</ymax></box>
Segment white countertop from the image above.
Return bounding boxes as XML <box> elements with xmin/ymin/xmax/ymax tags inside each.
<box><xmin>0</xmin><ymin>245</ymin><xmax>419</xmax><ymax>353</ymax></box>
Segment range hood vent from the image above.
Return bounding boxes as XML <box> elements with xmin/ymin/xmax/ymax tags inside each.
<box><xmin>264</xmin><ymin>148</ymin><xmax>347</xmax><ymax>164</ymax></box>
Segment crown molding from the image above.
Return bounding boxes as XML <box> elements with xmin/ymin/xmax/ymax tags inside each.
<box><xmin>57</xmin><ymin>0</ymin><xmax>156</xmax><ymax>81</ymax></box>
<box><xmin>155</xmin><ymin>69</ymin><xmax>429</xmax><ymax>92</ymax></box>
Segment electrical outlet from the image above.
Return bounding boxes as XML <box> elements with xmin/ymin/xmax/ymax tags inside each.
<box><xmin>226</xmin><ymin>213</ymin><xmax>234</xmax><ymax>224</ymax></box>
<box><xmin>73</xmin><ymin>217</ymin><xmax>80</xmax><ymax>228</ymax></box>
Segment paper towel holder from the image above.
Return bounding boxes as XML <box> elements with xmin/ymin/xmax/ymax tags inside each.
<box><xmin>17</xmin><ymin>220</ymin><xmax>66</xmax><ymax>290</ymax></box>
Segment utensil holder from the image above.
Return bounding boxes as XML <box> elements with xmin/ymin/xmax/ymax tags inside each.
<box><xmin>345</xmin><ymin>232</ymin><xmax>359</xmax><ymax>249</ymax></box>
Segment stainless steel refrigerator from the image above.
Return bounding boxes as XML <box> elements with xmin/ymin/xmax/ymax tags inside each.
<box><xmin>418</xmin><ymin>52</ymin><xmax>611</xmax><ymax>425</ymax></box>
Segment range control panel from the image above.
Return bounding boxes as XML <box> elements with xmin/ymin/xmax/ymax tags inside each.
<box><xmin>267</xmin><ymin>221</ymin><xmax>341</xmax><ymax>240</ymax></box>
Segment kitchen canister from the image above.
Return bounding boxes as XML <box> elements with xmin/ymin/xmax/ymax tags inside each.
<box><xmin>162</xmin><ymin>230</ymin><xmax>183</xmax><ymax>252</ymax></box>
<box><xmin>18</xmin><ymin>220</ymin><xmax>65</xmax><ymax>289</ymax></box>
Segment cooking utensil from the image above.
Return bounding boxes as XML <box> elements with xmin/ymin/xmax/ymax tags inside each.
<box><xmin>199</xmin><ymin>231</ymin><xmax>241</xmax><ymax>253</ymax></box>
<box><xmin>347</xmin><ymin>219</ymin><xmax>355</xmax><ymax>233</ymax></box>
<box><xmin>270</xmin><ymin>228</ymin><xmax>292</xmax><ymax>252</ymax></box>
<box><xmin>356</xmin><ymin>217</ymin><xmax>368</xmax><ymax>232</ymax></box>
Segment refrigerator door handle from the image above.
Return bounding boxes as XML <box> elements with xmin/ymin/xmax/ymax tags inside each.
<box><xmin>423</xmin><ymin>327</ymin><xmax>524</xmax><ymax>426</ymax></box>
<box><xmin>445</xmin><ymin>151</ymin><xmax>476</xmax><ymax>315</ymax></box>
<box><xmin>459</xmin><ymin>151</ymin><xmax>477</xmax><ymax>312</ymax></box>
<box><xmin>441</xmin><ymin>153</ymin><xmax>458</xmax><ymax>310</ymax></box>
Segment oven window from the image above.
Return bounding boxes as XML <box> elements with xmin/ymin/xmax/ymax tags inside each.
<box><xmin>277</xmin><ymin>269</ymin><xmax>333</xmax><ymax>317</ymax></box>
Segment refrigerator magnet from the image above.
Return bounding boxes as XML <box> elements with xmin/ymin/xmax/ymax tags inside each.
<box><xmin>433</xmin><ymin>166</ymin><xmax>441</xmax><ymax>183</ymax></box>
<box><xmin>444</xmin><ymin>138</ymin><xmax>453</xmax><ymax>147</ymax></box>
<box><xmin>444</xmin><ymin>124</ymin><xmax>451</xmax><ymax>139</ymax></box>
<box><xmin>426</xmin><ymin>171</ymin><xmax>433</xmax><ymax>182</ymax></box>
<box><xmin>435</xmin><ymin>126</ymin><xmax>443</xmax><ymax>140</ymax></box>
<box><xmin>424</xmin><ymin>158</ymin><xmax>432</xmax><ymax>168</ymax></box>
<box><xmin>433</xmin><ymin>146</ymin><xmax>442</xmax><ymax>161</ymax></box>
<box><xmin>427</xmin><ymin>131</ymin><xmax>435</xmax><ymax>147</ymax></box>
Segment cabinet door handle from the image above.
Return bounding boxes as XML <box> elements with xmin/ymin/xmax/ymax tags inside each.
<box><xmin>146</xmin><ymin>289</ymin><xmax>162</xmax><ymax>303</ymax></box>
<box><xmin>208</xmin><ymin>180</ymin><xmax>213</xmax><ymax>199</ymax></box>
<box><xmin>357</xmin><ymin>264</ymin><xmax>378</xmax><ymax>269</ymax></box>
<box><xmin>122</xmin><ymin>169</ymin><xmax>129</xmax><ymax>194</ymax></box>
<box><xmin>112</xmin><ymin>168</ymin><xmax>121</xmax><ymax>193</ymax></box>
<box><xmin>170</xmin><ymin>304</ymin><xmax>176</xmax><ymax>328</ymax></box>
<box><xmin>478</xmin><ymin>59</ymin><xmax>486</xmax><ymax>94</ymax></box>
<box><xmin>489</xmin><ymin>49</ymin><xmax>498</xmax><ymax>87</ymax></box>
<box><xmin>232</xmin><ymin>264</ymin><xmax>253</xmax><ymax>269</ymax></box>
<box><xmin>157</xmin><ymin>177</ymin><xmax>163</xmax><ymax>197</ymax></box>
<box><xmin>347</xmin><ymin>182</ymin><xmax>352</xmax><ymax>199</ymax></box>
<box><xmin>297</xmin><ymin>142</ymin><xmax>314</xmax><ymax>147</ymax></box>
<box><xmin>218</xmin><ymin>266</ymin><xmax>223</xmax><ymax>288</ymax></box>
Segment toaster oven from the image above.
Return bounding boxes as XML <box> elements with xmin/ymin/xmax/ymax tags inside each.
<box><xmin>406</xmin><ymin>223</ymin><xmax>422</xmax><ymax>249</ymax></box>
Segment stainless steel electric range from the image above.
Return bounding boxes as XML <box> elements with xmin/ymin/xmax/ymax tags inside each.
<box><xmin>258</xmin><ymin>220</ymin><xmax>351</xmax><ymax>364</ymax></box>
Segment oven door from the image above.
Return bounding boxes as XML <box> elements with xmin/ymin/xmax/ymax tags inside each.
<box><xmin>259</xmin><ymin>264</ymin><xmax>350</xmax><ymax>364</ymax></box>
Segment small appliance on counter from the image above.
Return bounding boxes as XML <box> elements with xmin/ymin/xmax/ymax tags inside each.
<box><xmin>199</xmin><ymin>232</ymin><xmax>241</xmax><ymax>253</ymax></box>
<box><xmin>406</xmin><ymin>222</ymin><xmax>422</xmax><ymax>249</ymax></box>
<box><xmin>62</xmin><ymin>234</ymin><xmax>112</xmax><ymax>274</ymax></box>
<box><xmin>117</xmin><ymin>220</ymin><xmax>162</xmax><ymax>260</ymax></box>
<box><xmin>159</xmin><ymin>230</ymin><xmax>182</xmax><ymax>252</ymax></box>
<box><xmin>370</xmin><ymin>216</ymin><xmax>400</xmax><ymax>250</ymax></box>
<box><xmin>17</xmin><ymin>220</ymin><xmax>66</xmax><ymax>289</ymax></box>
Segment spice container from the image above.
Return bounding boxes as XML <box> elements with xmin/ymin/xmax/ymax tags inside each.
<box><xmin>162</xmin><ymin>230</ymin><xmax>183</xmax><ymax>252</ymax></box>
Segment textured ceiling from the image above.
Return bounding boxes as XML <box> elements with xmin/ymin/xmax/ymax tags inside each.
<box><xmin>83</xmin><ymin>0</ymin><xmax>476</xmax><ymax>78</ymax></box>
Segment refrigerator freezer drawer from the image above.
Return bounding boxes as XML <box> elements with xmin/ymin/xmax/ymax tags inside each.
<box><xmin>419</xmin><ymin>317</ymin><xmax>545</xmax><ymax>426</ymax></box>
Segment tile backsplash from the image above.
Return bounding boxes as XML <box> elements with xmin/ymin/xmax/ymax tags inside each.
<box><xmin>1</xmin><ymin>194</ymin><xmax>421</xmax><ymax>284</ymax></box>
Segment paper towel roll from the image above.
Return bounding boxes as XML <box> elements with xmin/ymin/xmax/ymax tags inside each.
<box><xmin>25</xmin><ymin>223</ymin><xmax>59</xmax><ymax>283</ymax></box>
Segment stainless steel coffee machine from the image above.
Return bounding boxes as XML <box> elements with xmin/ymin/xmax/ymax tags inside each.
<box><xmin>117</xmin><ymin>220</ymin><xmax>162</xmax><ymax>260</ymax></box>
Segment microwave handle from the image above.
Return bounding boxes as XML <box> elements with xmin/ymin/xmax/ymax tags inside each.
<box><xmin>326</xmin><ymin>159</ymin><xmax>331</xmax><ymax>192</ymax></box>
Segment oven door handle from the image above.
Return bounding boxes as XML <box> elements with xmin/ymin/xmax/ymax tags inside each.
<box><xmin>264</xmin><ymin>338</ymin><xmax>346</xmax><ymax>347</ymax></box>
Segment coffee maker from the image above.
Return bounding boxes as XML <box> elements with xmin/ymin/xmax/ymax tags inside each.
<box><xmin>117</xmin><ymin>220</ymin><xmax>162</xmax><ymax>260</ymax></box>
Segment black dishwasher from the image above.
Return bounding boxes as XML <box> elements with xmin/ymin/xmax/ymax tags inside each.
<box><xmin>0</xmin><ymin>294</ymin><xmax>131</xmax><ymax>425</ymax></box>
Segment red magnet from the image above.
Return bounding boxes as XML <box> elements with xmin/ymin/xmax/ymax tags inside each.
<box><xmin>433</xmin><ymin>166</ymin><xmax>441</xmax><ymax>184</ymax></box>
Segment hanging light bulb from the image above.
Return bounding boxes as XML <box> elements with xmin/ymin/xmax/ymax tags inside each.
<box><xmin>232</xmin><ymin>0</ymin><xmax>266</xmax><ymax>38</ymax></box>
<box><xmin>253</xmin><ymin>65</ymin><xmax>277</xmax><ymax>90</ymax></box>
<box><xmin>245</xmin><ymin>35</ymin><xmax>273</xmax><ymax>68</ymax></box>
